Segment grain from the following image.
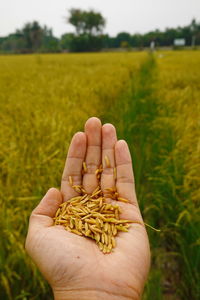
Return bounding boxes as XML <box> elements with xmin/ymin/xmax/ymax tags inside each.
<box><xmin>111</xmin><ymin>237</ymin><xmax>116</xmax><ymax>248</ymax></box>
<box><xmin>116</xmin><ymin>225</ymin><xmax>128</xmax><ymax>232</ymax></box>
<box><xmin>71</xmin><ymin>229</ymin><xmax>82</xmax><ymax>236</ymax></box>
<box><xmin>70</xmin><ymin>218</ymin><xmax>74</xmax><ymax>229</ymax></box>
<box><xmin>103</xmin><ymin>245</ymin><xmax>107</xmax><ymax>254</ymax></box>
<box><xmin>104</xmin><ymin>233</ymin><xmax>108</xmax><ymax>246</ymax></box>
<box><xmin>101</xmin><ymin>233</ymin><xmax>105</xmax><ymax>244</ymax></box>
<box><xmin>104</xmin><ymin>155</ymin><xmax>111</xmax><ymax>168</ymax></box>
<box><xmin>95</xmin><ymin>164</ymin><xmax>103</xmax><ymax>180</ymax></box>
<box><xmin>104</xmin><ymin>187</ymin><xmax>129</xmax><ymax>203</ymax></box>
<box><xmin>85</xmin><ymin>230</ymin><xmax>91</xmax><ymax>236</ymax></box>
<box><xmin>117</xmin><ymin>197</ymin><xmax>129</xmax><ymax>203</ymax></box>
<box><xmin>54</xmin><ymin>177</ymin><xmax>139</xmax><ymax>253</ymax></box>
<box><xmin>55</xmin><ymin>208</ymin><xmax>61</xmax><ymax>218</ymax></box>
<box><xmin>69</xmin><ymin>176</ymin><xmax>73</xmax><ymax>186</ymax></box>
<box><xmin>98</xmin><ymin>242</ymin><xmax>103</xmax><ymax>251</ymax></box>
<box><xmin>83</xmin><ymin>162</ymin><xmax>87</xmax><ymax>173</ymax></box>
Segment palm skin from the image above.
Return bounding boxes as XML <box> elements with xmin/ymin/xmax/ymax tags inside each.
<box><xmin>25</xmin><ymin>118</ymin><xmax>150</xmax><ymax>300</ymax></box>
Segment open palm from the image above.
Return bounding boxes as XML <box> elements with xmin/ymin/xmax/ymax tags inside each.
<box><xmin>26</xmin><ymin>117</ymin><xmax>150</xmax><ymax>300</ymax></box>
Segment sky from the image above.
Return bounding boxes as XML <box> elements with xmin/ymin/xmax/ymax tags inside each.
<box><xmin>0</xmin><ymin>0</ymin><xmax>200</xmax><ymax>38</ymax></box>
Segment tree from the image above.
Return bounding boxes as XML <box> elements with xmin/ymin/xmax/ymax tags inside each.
<box><xmin>68</xmin><ymin>9</ymin><xmax>105</xmax><ymax>36</ymax></box>
<box><xmin>115</xmin><ymin>32</ymin><xmax>131</xmax><ymax>47</ymax></box>
<box><xmin>66</xmin><ymin>8</ymin><xmax>105</xmax><ymax>52</ymax></box>
<box><xmin>0</xmin><ymin>21</ymin><xmax>60</xmax><ymax>54</ymax></box>
<box><xmin>60</xmin><ymin>33</ymin><xmax>74</xmax><ymax>51</ymax></box>
<box><xmin>20</xmin><ymin>21</ymin><xmax>43</xmax><ymax>51</ymax></box>
<box><xmin>84</xmin><ymin>10</ymin><xmax>105</xmax><ymax>35</ymax></box>
<box><xmin>68</xmin><ymin>9</ymin><xmax>85</xmax><ymax>35</ymax></box>
<box><xmin>190</xmin><ymin>19</ymin><xmax>200</xmax><ymax>47</ymax></box>
<box><xmin>0</xmin><ymin>33</ymin><xmax>26</xmax><ymax>53</ymax></box>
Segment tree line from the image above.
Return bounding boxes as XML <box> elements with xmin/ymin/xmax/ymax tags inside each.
<box><xmin>0</xmin><ymin>9</ymin><xmax>200</xmax><ymax>53</ymax></box>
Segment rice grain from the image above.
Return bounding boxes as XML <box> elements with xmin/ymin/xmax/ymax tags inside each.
<box><xmin>54</xmin><ymin>170</ymin><xmax>140</xmax><ymax>253</ymax></box>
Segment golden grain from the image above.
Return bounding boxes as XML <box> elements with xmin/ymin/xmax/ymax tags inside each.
<box><xmin>69</xmin><ymin>218</ymin><xmax>74</xmax><ymax>229</ymax></box>
<box><xmin>85</xmin><ymin>218</ymin><xmax>96</xmax><ymax>224</ymax></box>
<box><xmin>82</xmin><ymin>214</ymin><xmax>92</xmax><ymax>220</ymax></box>
<box><xmin>55</xmin><ymin>208</ymin><xmax>61</xmax><ymax>218</ymax></box>
<box><xmin>83</xmin><ymin>162</ymin><xmax>87</xmax><ymax>173</ymax></box>
<box><xmin>78</xmin><ymin>220</ymin><xmax>82</xmax><ymax>230</ymax></box>
<box><xmin>91</xmin><ymin>226</ymin><xmax>103</xmax><ymax>234</ymax></box>
<box><xmin>107</xmin><ymin>223</ymin><xmax>111</xmax><ymax>234</ymax></box>
<box><xmin>104</xmin><ymin>233</ymin><xmax>108</xmax><ymax>245</ymax></box>
<box><xmin>107</xmin><ymin>244</ymin><xmax>113</xmax><ymax>252</ymax></box>
<box><xmin>113</xmin><ymin>167</ymin><xmax>117</xmax><ymax>180</ymax></box>
<box><xmin>71</xmin><ymin>229</ymin><xmax>82</xmax><ymax>236</ymax></box>
<box><xmin>85</xmin><ymin>229</ymin><xmax>91</xmax><ymax>236</ymax></box>
<box><xmin>104</xmin><ymin>222</ymin><xmax>108</xmax><ymax>232</ymax></box>
<box><xmin>56</xmin><ymin>220</ymin><xmax>67</xmax><ymax>224</ymax></box>
<box><xmin>54</xmin><ymin>178</ymin><xmax>136</xmax><ymax>253</ymax></box>
<box><xmin>111</xmin><ymin>237</ymin><xmax>116</xmax><ymax>248</ymax></box>
<box><xmin>101</xmin><ymin>233</ymin><xmax>105</xmax><ymax>244</ymax></box>
<box><xmin>69</xmin><ymin>176</ymin><xmax>73</xmax><ymax>186</ymax></box>
<box><xmin>103</xmin><ymin>245</ymin><xmax>107</xmax><ymax>254</ymax></box>
<box><xmin>113</xmin><ymin>226</ymin><xmax>117</xmax><ymax>236</ymax></box>
<box><xmin>117</xmin><ymin>197</ymin><xmax>129</xmax><ymax>203</ymax></box>
<box><xmin>81</xmin><ymin>188</ymin><xmax>87</xmax><ymax>194</ymax></box>
<box><xmin>98</xmin><ymin>242</ymin><xmax>103</xmax><ymax>251</ymax></box>
<box><xmin>91</xmin><ymin>189</ymin><xmax>101</xmax><ymax>197</ymax></box>
<box><xmin>95</xmin><ymin>169</ymin><xmax>99</xmax><ymax>175</ymax></box>
<box><xmin>95</xmin><ymin>233</ymin><xmax>101</xmax><ymax>243</ymax></box>
<box><xmin>104</xmin><ymin>155</ymin><xmax>111</xmax><ymax>168</ymax></box>
<box><xmin>116</xmin><ymin>225</ymin><xmax>128</xmax><ymax>232</ymax></box>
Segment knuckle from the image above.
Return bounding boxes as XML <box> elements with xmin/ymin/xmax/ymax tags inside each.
<box><xmin>117</xmin><ymin>175</ymin><xmax>134</xmax><ymax>184</ymax></box>
<box><xmin>86</xmin><ymin>162</ymin><xmax>98</xmax><ymax>174</ymax></box>
<box><xmin>29</xmin><ymin>211</ymin><xmax>37</xmax><ymax>220</ymax></box>
<box><xmin>102</xmin><ymin>167</ymin><xmax>114</xmax><ymax>175</ymax></box>
<box><xmin>61</xmin><ymin>174</ymin><xmax>82</xmax><ymax>183</ymax></box>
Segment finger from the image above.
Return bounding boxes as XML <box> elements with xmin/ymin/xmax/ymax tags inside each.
<box><xmin>101</xmin><ymin>123</ymin><xmax>117</xmax><ymax>193</ymax></box>
<box><xmin>29</xmin><ymin>188</ymin><xmax>62</xmax><ymax>228</ymax></box>
<box><xmin>61</xmin><ymin>132</ymin><xmax>86</xmax><ymax>201</ymax></box>
<box><xmin>83</xmin><ymin>117</ymin><xmax>102</xmax><ymax>194</ymax></box>
<box><xmin>115</xmin><ymin>140</ymin><xmax>138</xmax><ymax>206</ymax></box>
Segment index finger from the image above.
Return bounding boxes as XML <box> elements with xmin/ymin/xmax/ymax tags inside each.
<box><xmin>61</xmin><ymin>132</ymin><xmax>86</xmax><ymax>201</ymax></box>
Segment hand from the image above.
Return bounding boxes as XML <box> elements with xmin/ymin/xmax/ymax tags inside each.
<box><xmin>25</xmin><ymin>117</ymin><xmax>150</xmax><ymax>300</ymax></box>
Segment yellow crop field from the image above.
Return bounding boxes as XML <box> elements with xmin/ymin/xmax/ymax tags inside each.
<box><xmin>157</xmin><ymin>51</ymin><xmax>200</xmax><ymax>204</ymax></box>
<box><xmin>0</xmin><ymin>50</ymin><xmax>199</xmax><ymax>300</ymax></box>
<box><xmin>145</xmin><ymin>51</ymin><xmax>200</xmax><ymax>300</ymax></box>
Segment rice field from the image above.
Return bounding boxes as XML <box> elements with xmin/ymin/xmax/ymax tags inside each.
<box><xmin>0</xmin><ymin>50</ymin><xmax>199</xmax><ymax>300</ymax></box>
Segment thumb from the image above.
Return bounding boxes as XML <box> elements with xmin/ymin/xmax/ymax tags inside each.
<box><xmin>29</xmin><ymin>188</ymin><xmax>62</xmax><ymax>228</ymax></box>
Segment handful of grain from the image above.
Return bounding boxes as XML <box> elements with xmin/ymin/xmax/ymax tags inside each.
<box><xmin>54</xmin><ymin>161</ymin><xmax>139</xmax><ymax>254</ymax></box>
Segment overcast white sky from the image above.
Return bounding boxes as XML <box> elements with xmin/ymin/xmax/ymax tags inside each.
<box><xmin>0</xmin><ymin>0</ymin><xmax>200</xmax><ymax>37</ymax></box>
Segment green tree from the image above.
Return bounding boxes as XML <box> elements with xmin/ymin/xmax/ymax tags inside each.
<box><xmin>115</xmin><ymin>32</ymin><xmax>131</xmax><ymax>47</ymax></box>
<box><xmin>0</xmin><ymin>21</ymin><xmax>59</xmax><ymax>54</ymax></box>
<box><xmin>0</xmin><ymin>33</ymin><xmax>26</xmax><ymax>53</ymax></box>
<box><xmin>60</xmin><ymin>33</ymin><xmax>74</xmax><ymax>51</ymax></box>
<box><xmin>21</xmin><ymin>21</ymin><xmax>43</xmax><ymax>51</ymax></box>
<box><xmin>84</xmin><ymin>10</ymin><xmax>105</xmax><ymax>35</ymax></box>
<box><xmin>68</xmin><ymin>9</ymin><xmax>85</xmax><ymax>35</ymax></box>
<box><xmin>68</xmin><ymin>9</ymin><xmax>105</xmax><ymax>35</ymax></box>
<box><xmin>67</xmin><ymin>8</ymin><xmax>105</xmax><ymax>52</ymax></box>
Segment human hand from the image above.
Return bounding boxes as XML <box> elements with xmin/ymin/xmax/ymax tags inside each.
<box><xmin>25</xmin><ymin>117</ymin><xmax>150</xmax><ymax>300</ymax></box>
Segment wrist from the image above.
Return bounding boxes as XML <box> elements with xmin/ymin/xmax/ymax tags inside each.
<box><xmin>53</xmin><ymin>288</ymin><xmax>140</xmax><ymax>300</ymax></box>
